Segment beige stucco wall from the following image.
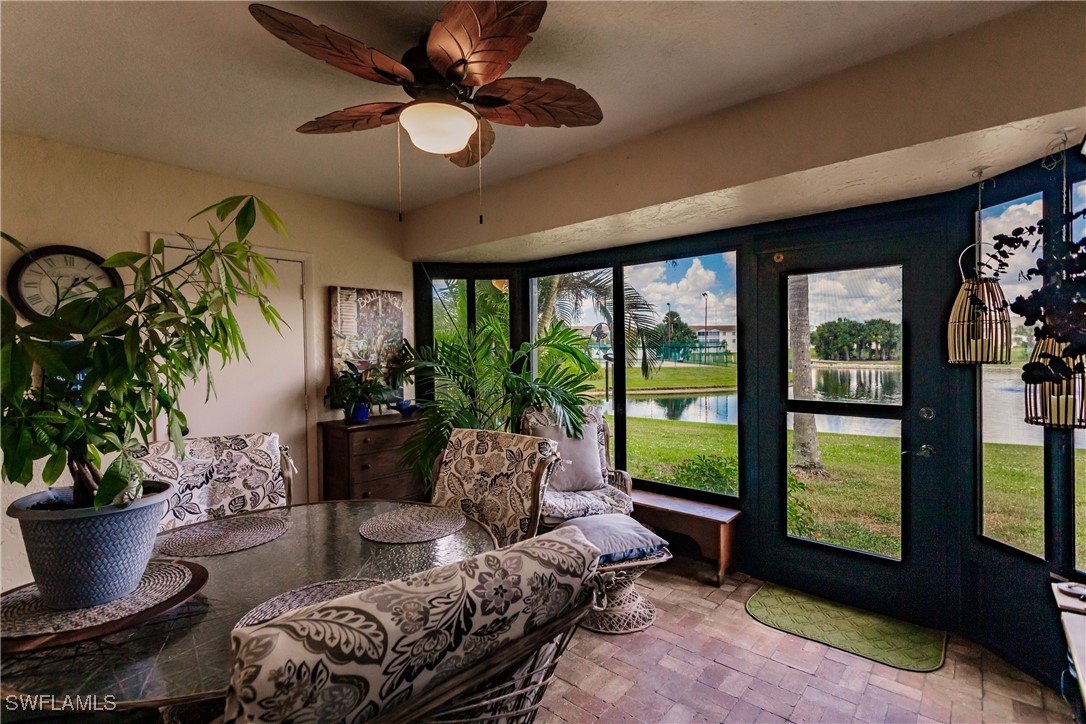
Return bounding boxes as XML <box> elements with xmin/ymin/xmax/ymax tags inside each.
<box><xmin>403</xmin><ymin>2</ymin><xmax>1086</xmax><ymax>261</ymax></box>
<box><xmin>0</xmin><ymin>132</ymin><xmax>407</xmax><ymax>588</ymax></box>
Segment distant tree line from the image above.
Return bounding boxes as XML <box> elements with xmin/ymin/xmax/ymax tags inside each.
<box><xmin>809</xmin><ymin>318</ymin><xmax>900</xmax><ymax>361</ymax></box>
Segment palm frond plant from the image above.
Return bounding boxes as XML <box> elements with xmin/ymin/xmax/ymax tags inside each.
<box><xmin>535</xmin><ymin>269</ymin><xmax>661</xmax><ymax>378</ymax></box>
<box><xmin>392</xmin><ymin>314</ymin><xmax>598</xmax><ymax>484</ymax></box>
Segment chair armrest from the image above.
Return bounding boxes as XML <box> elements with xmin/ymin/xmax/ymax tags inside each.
<box><xmin>279</xmin><ymin>445</ymin><xmax>295</xmax><ymax>507</ymax></box>
<box><xmin>607</xmin><ymin>469</ymin><xmax>633</xmax><ymax>495</ymax></box>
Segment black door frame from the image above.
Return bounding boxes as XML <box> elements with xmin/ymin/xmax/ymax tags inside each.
<box><xmin>751</xmin><ymin>214</ymin><xmax>956</xmax><ymax>627</ymax></box>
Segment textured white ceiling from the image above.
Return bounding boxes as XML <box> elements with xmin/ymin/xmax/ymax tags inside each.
<box><xmin>1</xmin><ymin>1</ymin><xmax>1031</xmax><ymax>212</ymax></box>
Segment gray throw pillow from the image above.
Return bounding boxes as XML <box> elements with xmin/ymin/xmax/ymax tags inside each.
<box><xmin>534</xmin><ymin>422</ymin><xmax>607</xmax><ymax>492</ymax></box>
<box><xmin>557</xmin><ymin>514</ymin><xmax>668</xmax><ymax>564</ymax></box>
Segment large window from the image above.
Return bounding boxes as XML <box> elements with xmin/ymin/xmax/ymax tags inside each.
<box><xmin>979</xmin><ymin>192</ymin><xmax>1045</xmax><ymax>557</ymax></box>
<box><xmin>531</xmin><ymin>268</ymin><xmax>615</xmax><ymax>448</ymax></box>
<box><xmin>623</xmin><ymin>253</ymin><xmax>739</xmax><ymax>495</ymax></box>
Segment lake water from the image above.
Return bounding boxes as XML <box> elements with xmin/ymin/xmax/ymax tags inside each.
<box><xmin>620</xmin><ymin>365</ymin><xmax>1081</xmax><ymax>448</ymax></box>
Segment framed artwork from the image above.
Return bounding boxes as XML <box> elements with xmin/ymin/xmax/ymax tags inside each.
<box><xmin>330</xmin><ymin>287</ymin><xmax>403</xmax><ymax>378</ymax></box>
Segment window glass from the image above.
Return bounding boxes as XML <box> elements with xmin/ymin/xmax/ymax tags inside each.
<box><xmin>979</xmin><ymin>192</ymin><xmax>1045</xmax><ymax>557</ymax></box>
<box><xmin>532</xmin><ymin>269</ymin><xmax>615</xmax><ymax>451</ymax></box>
<box><xmin>784</xmin><ymin>266</ymin><xmax>903</xmax><ymax>559</ymax></box>
<box><xmin>475</xmin><ymin>279</ymin><xmax>509</xmax><ymax>335</ymax></box>
<box><xmin>788</xmin><ymin>267</ymin><xmax>902</xmax><ymax>406</ymax></box>
<box><xmin>623</xmin><ymin>253</ymin><xmax>739</xmax><ymax>495</ymax></box>
<box><xmin>1078</xmin><ymin>430</ymin><xmax>1085</xmax><ymax>572</ymax></box>
<box><xmin>1075</xmin><ymin>180</ymin><xmax>1085</xmax><ymax>571</ymax></box>
<box><xmin>785</xmin><ymin>414</ymin><xmax>902</xmax><ymax>559</ymax></box>
<box><xmin>432</xmin><ymin>279</ymin><xmax>467</xmax><ymax>344</ymax></box>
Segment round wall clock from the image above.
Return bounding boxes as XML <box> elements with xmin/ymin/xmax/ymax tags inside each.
<box><xmin>5</xmin><ymin>245</ymin><xmax>123</xmax><ymax>319</ymax></box>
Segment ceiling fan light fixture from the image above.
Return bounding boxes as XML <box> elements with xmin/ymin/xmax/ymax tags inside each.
<box><xmin>398</xmin><ymin>102</ymin><xmax>478</xmax><ymax>155</ymax></box>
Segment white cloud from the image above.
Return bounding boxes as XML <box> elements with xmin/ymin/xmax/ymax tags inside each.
<box><xmin>806</xmin><ymin>266</ymin><xmax>902</xmax><ymax>326</ymax></box>
<box><xmin>979</xmin><ymin>197</ymin><xmax>1043</xmax><ymax>324</ymax></box>
<box><xmin>630</xmin><ymin>258</ymin><xmax>737</xmax><ymax>326</ymax></box>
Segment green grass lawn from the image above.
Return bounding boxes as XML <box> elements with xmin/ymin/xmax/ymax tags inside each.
<box><xmin>589</xmin><ymin>363</ymin><xmax>738</xmax><ymax>392</ymax></box>
<box><xmin>617</xmin><ymin>416</ymin><xmax>1086</xmax><ymax>563</ymax></box>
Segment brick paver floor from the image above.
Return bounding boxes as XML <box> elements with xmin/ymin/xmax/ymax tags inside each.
<box><xmin>540</xmin><ymin>557</ymin><xmax>1074</xmax><ymax>723</ymax></box>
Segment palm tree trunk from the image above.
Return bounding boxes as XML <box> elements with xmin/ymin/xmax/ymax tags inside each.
<box><xmin>787</xmin><ymin>275</ymin><xmax>827</xmax><ymax>477</ymax></box>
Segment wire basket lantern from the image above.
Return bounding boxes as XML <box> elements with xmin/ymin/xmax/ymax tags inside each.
<box><xmin>947</xmin><ymin>246</ymin><xmax>1012</xmax><ymax>364</ymax></box>
<box><xmin>1024</xmin><ymin>336</ymin><xmax>1086</xmax><ymax>428</ymax></box>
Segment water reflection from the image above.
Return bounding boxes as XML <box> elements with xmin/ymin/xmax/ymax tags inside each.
<box><xmin>654</xmin><ymin>396</ymin><xmax>697</xmax><ymax>420</ymax></box>
<box><xmin>622</xmin><ymin>364</ymin><xmax>1082</xmax><ymax>447</ymax></box>
<box><xmin>806</xmin><ymin>366</ymin><xmax>901</xmax><ymax>404</ymax></box>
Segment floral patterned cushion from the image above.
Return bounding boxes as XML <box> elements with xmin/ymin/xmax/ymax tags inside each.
<box><xmin>431</xmin><ymin>429</ymin><xmax>559</xmax><ymax>546</ymax></box>
<box><xmin>134</xmin><ymin>433</ymin><xmax>287</xmax><ymax>532</ymax></box>
<box><xmin>223</xmin><ymin>526</ymin><xmax>601</xmax><ymax>723</ymax></box>
<box><xmin>542</xmin><ymin>485</ymin><xmax>634</xmax><ymax>524</ymax></box>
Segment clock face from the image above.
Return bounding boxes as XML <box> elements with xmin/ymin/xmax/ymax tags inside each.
<box><xmin>6</xmin><ymin>245</ymin><xmax>123</xmax><ymax>318</ymax></box>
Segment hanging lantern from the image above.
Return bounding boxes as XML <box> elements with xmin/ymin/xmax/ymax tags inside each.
<box><xmin>947</xmin><ymin>274</ymin><xmax>1012</xmax><ymax>363</ymax></box>
<box><xmin>1023</xmin><ymin>337</ymin><xmax>1086</xmax><ymax>428</ymax></box>
<box><xmin>947</xmin><ymin>167</ymin><xmax>1011</xmax><ymax>364</ymax></box>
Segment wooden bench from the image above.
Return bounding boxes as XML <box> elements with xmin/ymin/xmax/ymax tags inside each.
<box><xmin>631</xmin><ymin>490</ymin><xmax>741</xmax><ymax>586</ymax></box>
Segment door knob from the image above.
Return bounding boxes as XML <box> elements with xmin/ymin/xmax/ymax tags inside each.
<box><xmin>903</xmin><ymin>444</ymin><xmax>936</xmax><ymax>457</ymax></box>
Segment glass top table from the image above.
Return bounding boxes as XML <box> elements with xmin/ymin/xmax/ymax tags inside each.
<box><xmin>1</xmin><ymin>500</ymin><xmax>496</xmax><ymax>707</ymax></box>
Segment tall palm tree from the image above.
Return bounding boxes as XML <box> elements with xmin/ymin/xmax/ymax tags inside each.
<box><xmin>788</xmin><ymin>275</ymin><xmax>827</xmax><ymax>477</ymax></box>
<box><xmin>535</xmin><ymin>269</ymin><xmax>661</xmax><ymax>378</ymax></box>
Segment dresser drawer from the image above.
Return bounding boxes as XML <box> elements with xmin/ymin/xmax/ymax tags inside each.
<box><xmin>350</xmin><ymin>472</ymin><xmax>426</xmax><ymax>501</ymax></box>
<box><xmin>349</xmin><ymin>425</ymin><xmax>413</xmax><ymax>455</ymax></box>
<box><xmin>349</xmin><ymin>446</ymin><xmax>409</xmax><ymax>480</ymax></box>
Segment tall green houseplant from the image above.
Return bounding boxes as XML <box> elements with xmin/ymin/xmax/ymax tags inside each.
<box><xmin>395</xmin><ymin>315</ymin><xmax>599</xmax><ymax>483</ymax></box>
<box><xmin>1</xmin><ymin>196</ymin><xmax>287</xmax><ymax>508</ymax></box>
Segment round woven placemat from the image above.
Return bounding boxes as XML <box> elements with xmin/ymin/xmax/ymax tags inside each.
<box><xmin>1</xmin><ymin>561</ymin><xmax>194</xmax><ymax>638</ymax></box>
<box><xmin>359</xmin><ymin>506</ymin><xmax>466</xmax><ymax>543</ymax></box>
<box><xmin>157</xmin><ymin>515</ymin><xmax>287</xmax><ymax>557</ymax></box>
<box><xmin>235</xmin><ymin>578</ymin><xmax>383</xmax><ymax>628</ymax></box>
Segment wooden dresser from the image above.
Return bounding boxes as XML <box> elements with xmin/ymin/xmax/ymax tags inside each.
<box><xmin>319</xmin><ymin>417</ymin><xmax>426</xmax><ymax>502</ymax></box>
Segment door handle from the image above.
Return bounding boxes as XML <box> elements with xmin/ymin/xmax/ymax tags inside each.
<box><xmin>903</xmin><ymin>444</ymin><xmax>936</xmax><ymax>457</ymax></box>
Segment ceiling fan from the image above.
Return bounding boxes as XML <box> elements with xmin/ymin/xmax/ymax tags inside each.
<box><xmin>249</xmin><ymin>1</ymin><xmax>603</xmax><ymax>167</ymax></box>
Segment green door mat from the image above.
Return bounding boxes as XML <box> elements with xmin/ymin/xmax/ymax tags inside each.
<box><xmin>745</xmin><ymin>583</ymin><xmax>946</xmax><ymax>672</ymax></box>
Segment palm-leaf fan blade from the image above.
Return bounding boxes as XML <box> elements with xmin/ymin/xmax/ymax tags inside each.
<box><xmin>426</xmin><ymin>1</ymin><xmax>547</xmax><ymax>87</ymax></box>
<box><xmin>472</xmin><ymin>77</ymin><xmax>602</xmax><ymax>127</ymax></box>
<box><xmin>297</xmin><ymin>103</ymin><xmax>405</xmax><ymax>134</ymax></box>
<box><xmin>445</xmin><ymin>117</ymin><xmax>496</xmax><ymax>167</ymax></box>
<box><xmin>249</xmin><ymin>4</ymin><xmax>414</xmax><ymax>85</ymax></box>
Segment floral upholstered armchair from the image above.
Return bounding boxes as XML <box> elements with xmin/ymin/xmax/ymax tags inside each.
<box><xmin>223</xmin><ymin>526</ymin><xmax>602</xmax><ymax>723</ymax></box>
<box><xmin>431</xmin><ymin>428</ymin><xmax>561</xmax><ymax>546</ymax></box>
<box><xmin>521</xmin><ymin>406</ymin><xmax>634</xmax><ymax>527</ymax></box>
<box><xmin>134</xmin><ymin>432</ymin><xmax>293</xmax><ymax>531</ymax></box>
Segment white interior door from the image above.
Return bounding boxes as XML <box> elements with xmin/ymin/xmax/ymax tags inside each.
<box><xmin>165</xmin><ymin>247</ymin><xmax>309</xmax><ymax>502</ymax></box>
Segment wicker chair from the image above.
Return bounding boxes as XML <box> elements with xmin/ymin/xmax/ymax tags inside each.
<box><xmin>224</xmin><ymin>527</ymin><xmax>602</xmax><ymax>723</ymax></box>
<box><xmin>133</xmin><ymin>432</ymin><xmax>294</xmax><ymax>532</ymax></box>
<box><xmin>431</xmin><ymin>428</ymin><xmax>560</xmax><ymax>546</ymax></box>
<box><xmin>520</xmin><ymin>407</ymin><xmax>634</xmax><ymax>527</ymax></box>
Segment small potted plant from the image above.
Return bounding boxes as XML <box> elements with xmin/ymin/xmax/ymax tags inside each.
<box><xmin>326</xmin><ymin>361</ymin><xmax>391</xmax><ymax>423</ymax></box>
<box><xmin>1</xmin><ymin>196</ymin><xmax>286</xmax><ymax>609</ymax></box>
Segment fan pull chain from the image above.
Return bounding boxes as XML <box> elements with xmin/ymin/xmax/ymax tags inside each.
<box><xmin>397</xmin><ymin>124</ymin><xmax>404</xmax><ymax>223</ymax></box>
<box><xmin>478</xmin><ymin>124</ymin><xmax>484</xmax><ymax>225</ymax></box>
